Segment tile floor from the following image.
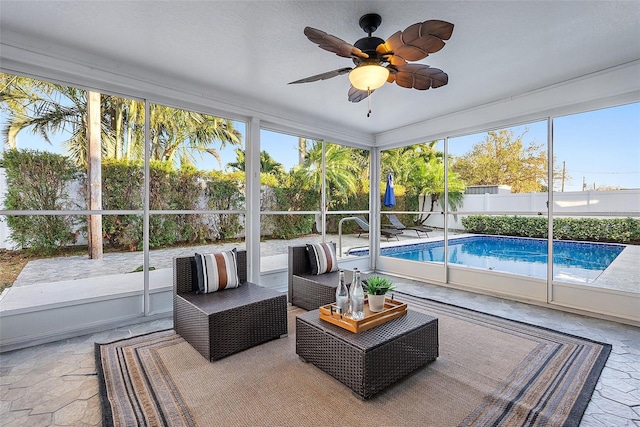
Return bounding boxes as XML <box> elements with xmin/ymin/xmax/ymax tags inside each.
<box><xmin>1</xmin><ymin>277</ymin><xmax>639</xmax><ymax>426</ymax></box>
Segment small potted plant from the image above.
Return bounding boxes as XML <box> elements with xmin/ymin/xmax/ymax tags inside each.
<box><xmin>362</xmin><ymin>276</ymin><xmax>395</xmax><ymax>312</ymax></box>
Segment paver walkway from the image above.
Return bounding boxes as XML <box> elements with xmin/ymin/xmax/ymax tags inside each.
<box><xmin>12</xmin><ymin>232</ymin><xmax>431</xmax><ymax>286</ymax></box>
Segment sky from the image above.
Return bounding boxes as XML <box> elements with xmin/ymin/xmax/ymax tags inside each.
<box><xmin>442</xmin><ymin>103</ymin><xmax>640</xmax><ymax>192</ymax></box>
<box><xmin>2</xmin><ymin>102</ymin><xmax>639</xmax><ymax>192</ymax></box>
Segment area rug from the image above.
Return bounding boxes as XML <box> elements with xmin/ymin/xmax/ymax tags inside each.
<box><xmin>96</xmin><ymin>294</ymin><xmax>610</xmax><ymax>427</ymax></box>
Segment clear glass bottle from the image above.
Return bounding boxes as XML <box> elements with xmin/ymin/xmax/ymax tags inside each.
<box><xmin>335</xmin><ymin>270</ymin><xmax>349</xmax><ymax>314</ymax></box>
<box><xmin>350</xmin><ymin>268</ymin><xmax>365</xmax><ymax>320</ymax></box>
<box><xmin>345</xmin><ymin>271</ymin><xmax>353</xmax><ymax>317</ymax></box>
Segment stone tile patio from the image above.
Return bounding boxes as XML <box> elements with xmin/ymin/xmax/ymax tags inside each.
<box><xmin>1</xmin><ymin>275</ymin><xmax>639</xmax><ymax>426</ymax></box>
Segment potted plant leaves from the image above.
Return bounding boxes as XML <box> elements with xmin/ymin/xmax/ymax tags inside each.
<box><xmin>362</xmin><ymin>275</ymin><xmax>395</xmax><ymax>312</ymax></box>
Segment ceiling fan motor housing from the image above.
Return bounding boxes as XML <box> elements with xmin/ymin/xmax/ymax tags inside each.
<box><xmin>353</xmin><ymin>36</ymin><xmax>385</xmax><ymax>65</ymax></box>
<box><xmin>354</xmin><ymin>13</ymin><xmax>385</xmax><ymax>65</ymax></box>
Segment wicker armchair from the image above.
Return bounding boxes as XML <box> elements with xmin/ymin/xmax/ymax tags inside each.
<box><xmin>173</xmin><ymin>250</ymin><xmax>288</xmax><ymax>361</ymax></box>
<box><xmin>288</xmin><ymin>244</ymin><xmax>342</xmax><ymax>310</ymax></box>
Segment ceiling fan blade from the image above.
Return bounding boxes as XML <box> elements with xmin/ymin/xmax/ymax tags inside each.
<box><xmin>390</xmin><ymin>64</ymin><xmax>448</xmax><ymax>90</ymax></box>
<box><xmin>422</xmin><ymin>20</ymin><xmax>454</xmax><ymax>41</ymax></box>
<box><xmin>377</xmin><ymin>20</ymin><xmax>454</xmax><ymax>62</ymax></box>
<box><xmin>304</xmin><ymin>27</ymin><xmax>369</xmax><ymax>59</ymax></box>
<box><xmin>347</xmin><ymin>86</ymin><xmax>373</xmax><ymax>103</ymax></box>
<box><xmin>386</xmin><ymin>54</ymin><xmax>407</xmax><ymax>67</ymax></box>
<box><xmin>288</xmin><ymin>67</ymin><xmax>352</xmax><ymax>84</ymax></box>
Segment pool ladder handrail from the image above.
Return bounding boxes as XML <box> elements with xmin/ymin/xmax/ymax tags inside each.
<box><xmin>338</xmin><ymin>216</ymin><xmax>361</xmax><ymax>257</ymax></box>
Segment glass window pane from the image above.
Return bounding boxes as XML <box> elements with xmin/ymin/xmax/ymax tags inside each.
<box><xmin>0</xmin><ymin>73</ymin><xmax>149</xmax><ymax>211</ymax></box>
<box><xmin>449</xmin><ymin>122</ymin><xmax>550</xmax><ymax>281</ymax></box>
<box><xmin>147</xmin><ymin>103</ymin><xmax>245</xmax><ymax>211</ymax></box>
<box><xmin>260</xmin><ymin>130</ymin><xmax>319</xmax><ymax>213</ymax></box>
<box><xmin>258</xmin><ymin>130</ymin><xmax>322</xmax><ymax>274</ymax></box>
<box><xmin>376</xmin><ymin>141</ymin><xmax>450</xmax><ymax>281</ymax></box>
<box><xmin>552</xmin><ymin>103</ymin><xmax>639</xmax><ymax>288</ymax></box>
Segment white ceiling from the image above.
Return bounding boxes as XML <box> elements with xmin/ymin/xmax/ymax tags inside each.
<box><xmin>1</xmin><ymin>1</ymin><xmax>639</xmax><ymax>137</ymax></box>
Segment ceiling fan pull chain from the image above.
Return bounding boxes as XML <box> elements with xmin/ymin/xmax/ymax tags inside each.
<box><xmin>367</xmin><ymin>88</ymin><xmax>372</xmax><ymax>117</ymax></box>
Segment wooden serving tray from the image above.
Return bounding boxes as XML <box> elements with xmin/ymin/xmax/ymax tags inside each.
<box><xmin>318</xmin><ymin>296</ymin><xmax>408</xmax><ymax>333</ymax></box>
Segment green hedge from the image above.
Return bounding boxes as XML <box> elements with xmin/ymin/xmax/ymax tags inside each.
<box><xmin>1</xmin><ymin>151</ymin><xmax>246</xmax><ymax>253</ymax></box>
<box><xmin>266</xmin><ymin>186</ymin><xmax>318</xmax><ymax>239</ymax></box>
<box><xmin>461</xmin><ymin>215</ymin><xmax>640</xmax><ymax>244</ymax></box>
<box><xmin>1</xmin><ymin>149</ymin><xmax>80</xmax><ymax>254</ymax></box>
<box><xmin>205</xmin><ymin>171</ymin><xmax>245</xmax><ymax>240</ymax></box>
<box><xmin>99</xmin><ymin>159</ymin><xmax>144</xmax><ymax>249</ymax></box>
<box><xmin>100</xmin><ymin>160</ymin><xmax>246</xmax><ymax>250</ymax></box>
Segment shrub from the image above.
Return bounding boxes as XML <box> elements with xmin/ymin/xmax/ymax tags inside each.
<box><xmin>1</xmin><ymin>149</ymin><xmax>79</xmax><ymax>254</ymax></box>
<box><xmin>265</xmin><ymin>186</ymin><xmax>317</xmax><ymax>239</ymax></box>
<box><xmin>205</xmin><ymin>171</ymin><xmax>245</xmax><ymax>240</ymax></box>
<box><xmin>461</xmin><ymin>215</ymin><xmax>640</xmax><ymax>244</ymax></box>
<box><xmin>99</xmin><ymin>159</ymin><xmax>144</xmax><ymax>249</ymax></box>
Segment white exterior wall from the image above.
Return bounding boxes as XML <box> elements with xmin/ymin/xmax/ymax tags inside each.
<box><xmin>420</xmin><ymin>189</ymin><xmax>640</xmax><ymax>230</ymax></box>
<box><xmin>0</xmin><ymin>168</ymin><xmax>14</xmax><ymax>249</ymax></box>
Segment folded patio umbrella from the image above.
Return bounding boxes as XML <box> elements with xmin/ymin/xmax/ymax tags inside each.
<box><xmin>384</xmin><ymin>173</ymin><xmax>396</xmax><ymax>208</ymax></box>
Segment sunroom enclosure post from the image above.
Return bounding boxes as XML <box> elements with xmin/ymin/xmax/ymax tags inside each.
<box><xmin>444</xmin><ymin>137</ymin><xmax>449</xmax><ymax>284</ymax></box>
<box><xmin>370</xmin><ymin>148</ymin><xmax>381</xmax><ymax>271</ymax></box>
<box><xmin>321</xmin><ymin>140</ymin><xmax>327</xmax><ymax>240</ymax></box>
<box><xmin>143</xmin><ymin>100</ymin><xmax>151</xmax><ymax>316</ymax></box>
<box><xmin>246</xmin><ymin>117</ymin><xmax>261</xmax><ymax>283</ymax></box>
<box><xmin>547</xmin><ymin>117</ymin><xmax>554</xmax><ymax>304</ymax></box>
<box><xmin>86</xmin><ymin>91</ymin><xmax>102</xmax><ymax>260</ymax></box>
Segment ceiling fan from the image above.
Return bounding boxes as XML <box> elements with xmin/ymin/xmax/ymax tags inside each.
<box><xmin>288</xmin><ymin>13</ymin><xmax>454</xmax><ymax>103</ymax></box>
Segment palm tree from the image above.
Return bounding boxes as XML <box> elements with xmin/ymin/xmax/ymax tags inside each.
<box><xmin>1</xmin><ymin>73</ymin><xmax>243</xmax><ymax>257</ymax></box>
<box><xmin>148</xmin><ymin>105</ymin><xmax>241</xmax><ymax>168</ymax></box>
<box><xmin>381</xmin><ymin>142</ymin><xmax>442</xmax><ymax>185</ymax></box>
<box><xmin>296</xmin><ymin>142</ymin><xmax>359</xmax><ymax>203</ymax></box>
<box><xmin>408</xmin><ymin>157</ymin><xmax>466</xmax><ymax>224</ymax></box>
<box><xmin>293</xmin><ymin>141</ymin><xmax>360</xmax><ymax>232</ymax></box>
<box><xmin>227</xmin><ymin>148</ymin><xmax>285</xmax><ymax>175</ymax></box>
<box><xmin>382</xmin><ymin>142</ymin><xmax>465</xmax><ymax>225</ymax></box>
<box><xmin>1</xmin><ymin>75</ymin><xmax>112</xmax><ymax>158</ymax></box>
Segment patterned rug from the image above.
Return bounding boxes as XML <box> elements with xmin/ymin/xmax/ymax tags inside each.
<box><xmin>96</xmin><ymin>294</ymin><xmax>610</xmax><ymax>426</ymax></box>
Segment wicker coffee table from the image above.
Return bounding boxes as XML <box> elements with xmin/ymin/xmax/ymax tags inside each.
<box><xmin>296</xmin><ymin>309</ymin><xmax>438</xmax><ymax>399</ymax></box>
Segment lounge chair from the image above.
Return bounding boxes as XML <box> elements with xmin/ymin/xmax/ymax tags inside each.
<box><xmin>354</xmin><ymin>216</ymin><xmax>402</xmax><ymax>241</ymax></box>
<box><xmin>386</xmin><ymin>214</ymin><xmax>432</xmax><ymax>237</ymax></box>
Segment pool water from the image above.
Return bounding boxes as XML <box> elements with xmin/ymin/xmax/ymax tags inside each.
<box><xmin>352</xmin><ymin>236</ymin><xmax>625</xmax><ymax>284</ymax></box>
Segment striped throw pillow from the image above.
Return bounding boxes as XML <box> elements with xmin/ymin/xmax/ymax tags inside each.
<box><xmin>306</xmin><ymin>243</ymin><xmax>338</xmax><ymax>275</ymax></box>
<box><xmin>194</xmin><ymin>249</ymin><xmax>240</xmax><ymax>293</ymax></box>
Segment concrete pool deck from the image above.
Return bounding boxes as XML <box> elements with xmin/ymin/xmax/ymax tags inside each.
<box><xmin>594</xmin><ymin>244</ymin><xmax>640</xmax><ymax>293</ymax></box>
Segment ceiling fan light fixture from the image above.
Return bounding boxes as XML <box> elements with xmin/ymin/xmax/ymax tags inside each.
<box><xmin>348</xmin><ymin>63</ymin><xmax>389</xmax><ymax>90</ymax></box>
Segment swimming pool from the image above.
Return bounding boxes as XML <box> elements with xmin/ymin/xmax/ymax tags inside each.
<box><xmin>350</xmin><ymin>235</ymin><xmax>625</xmax><ymax>284</ymax></box>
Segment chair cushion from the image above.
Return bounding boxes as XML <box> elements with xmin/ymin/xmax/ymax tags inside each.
<box><xmin>194</xmin><ymin>249</ymin><xmax>239</xmax><ymax>293</ymax></box>
<box><xmin>306</xmin><ymin>243</ymin><xmax>338</xmax><ymax>275</ymax></box>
